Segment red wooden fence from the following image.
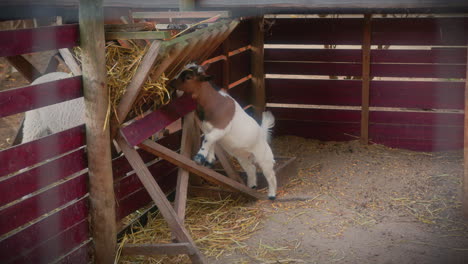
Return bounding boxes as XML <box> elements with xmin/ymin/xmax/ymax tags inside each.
<box><xmin>0</xmin><ymin>15</ymin><xmax>254</xmax><ymax>264</ymax></box>
<box><xmin>265</xmin><ymin>16</ymin><xmax>467</xmax><ymax>151</ymax></box>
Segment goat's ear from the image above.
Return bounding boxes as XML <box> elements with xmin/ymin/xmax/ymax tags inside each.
<box><xmin>200</xmin><ymin>75</ymin><xmax>213</xmax><ymax>82</ymax></box>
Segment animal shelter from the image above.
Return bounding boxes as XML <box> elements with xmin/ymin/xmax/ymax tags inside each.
<box><xmin>0</xmin><ymin>0</ymin><xmax>467</xmax><ymax>263</ymax></box>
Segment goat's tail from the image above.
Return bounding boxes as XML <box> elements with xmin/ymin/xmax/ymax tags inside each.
<box><xmin>261</xmin><ymin>111</ymin><xmax>275</xmax><ymax>143</ymax></box>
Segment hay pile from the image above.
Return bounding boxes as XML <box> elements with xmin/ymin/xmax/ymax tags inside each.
<box><xmin>117</xmin><ymin>196</ymin><xmax>264</xmax><ymax>263</ymax></box>
<box><xmin>74</xmin><ymin>40</ymin><xmax>172</xmax><ymax>121</ymax></box>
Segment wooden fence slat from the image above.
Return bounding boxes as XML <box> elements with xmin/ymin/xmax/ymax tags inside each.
<box><xmin>113</xmin><ymin>129</ymin><xmax>182</xmax><ymax>178</ymax></box>
<box><xmin>266</xmin><ymin>48</ymin><xmax>467</xmax><ymax>64</ymax></box>
<box><xmin>116</xmin><ymin>170</ymin><xmax>177</xmax><ymax>221</ymax></box>
<box><xmin>115</xmin><ymin>160</ymin><xmax>177</xmax><ymax>201</ymax></box>
<box><xmin>0</xmin><ymin>125</ymin><xmax>85</xmax><ymax>177</ymax></box>
<box><xmin>0</xmin><ymin>148</ymin><xmax>87</xmax><ymax>207</ymax></box>
<box><xmin>10</xmin><ymin>219</ymin><xmax>89</xmax><ymax>264</ymax></box>
<box><xmin>0</xmin><ymin>172</ymin><xmax>88</xmax><ymax>236</ymax></box>
<box><xmin>265</xmin><ymin>61</ymin><xmax>467</xmax><ymax>79</ymax></box>
<box><xmin>265</xmin><ymin>79</ymin><xmax>362</xmax><ymax>106</ymax></box>
<box><xmin>0</xmin><ymin>24</ymin><xmax>79</xmax><ymax>57</ymax></box>
<box><xmin>274</xmin><ymin>119</ymin><xmax>361</xmax><ymax>141</ymax></box>
<box><xmin>369</xmin><ymin>123</ymin><xmax>463</xmax><ymax>143</ymax></box>
<box><xmin>270</xmin><ymin>107</ymin><xmax>361</xmax><ymax>123</ymax></box>
<box><xmin>0</xmin><ymin>198</ymin><xmax>88</xmax><ymax>262</ymax></box>
<box><xmin>266</xmin><ymin>79</ymin><xmax>465</xmax><ymax>109</ymax></box>
<box><xmin>370</xmin><ymin>111</ymin><xmax>463</xmax><ymax>126</ymax></box>
<box><xmin>0</xmin><ymin>76</ymin><xmax>82</xmax><ymax>118</ymax></box>
<box><xmin>55</xmin><ymin>240</ymin><xmax>91</xmax><ymax>264</ymax></box>
<box><xmin>120</xmin><ymin>94</ymin><xmax>196</xmax><ymax>147</ymax></box>
<box><xmin>371</xmin><ymin>48</ymin><xmax>467</xmax><ymax>64</ymax></box>
<box><xmin>265</xmin><ymin>61</ymin><xmax>362</xmax><ymax>76</ymax></box>
<box><xmin>265</xmin><ymin>49</ymin><xmax>362</xmax><ymax>63</ymax></box>
<box><xmin>265</xmin><ymin>18</ymin><xmax>363</xmax><ymax>45</ymax></box>
<box><xmin>370</xmin><ymin>80</ymin><xmax>465</xmax><ymax>109</ymax></box>
<box><xmin>372</xmin><ymin>17</ymin><xmax>468</xmax><ymax>46</ymax></box>
<box><xmin>371</xmin><ymin>63</ymin><xmax>466</xmax><ymax>79</ymax></box>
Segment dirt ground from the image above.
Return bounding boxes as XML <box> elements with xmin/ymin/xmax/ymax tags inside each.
<box><xmin>207</xmin><ymin>136</ymin><xmax>468</xmax><ymax>264</ymax></box>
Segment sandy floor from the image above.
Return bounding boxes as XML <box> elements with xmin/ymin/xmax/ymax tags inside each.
<box><xmin>210</xmin><ymin>136</ymin><xmax>468</xmax><ymax>264</ymax></box>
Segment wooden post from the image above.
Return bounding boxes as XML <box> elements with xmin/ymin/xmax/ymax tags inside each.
<box><xmin>251</xmin><ymin>16</ymin><xmax>265</xmax><ymax>123</ymax></box>
<box><xmin>174</xmin><ymin>112</ymin><xmax>196</xmax><ymax>221</ymax></box>
<box><xmin>463</xmin><ymin>46</ymin><xmax>468</xmax><ymax>219</ymax></box>
<box><xmin>79</xmin><ymin>1</ymin><xmax>116</xmax><ymax>263</ymax></box>
<box><xmin>360</xmin><ymin>14</ymin><xmax>372</xmax><ymax>145</ymax></box>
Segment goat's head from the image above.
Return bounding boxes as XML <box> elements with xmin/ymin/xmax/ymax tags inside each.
<box><xmin>169</xmin><ymin>63</ymin><xmax>212</xmax><ymax>95</ymax></box>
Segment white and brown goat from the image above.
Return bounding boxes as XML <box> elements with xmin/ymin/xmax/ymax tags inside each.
<box><xmin>170</xmin><ymin>64</ymin><xmax>277</xmax><ymax>199</ymax></box>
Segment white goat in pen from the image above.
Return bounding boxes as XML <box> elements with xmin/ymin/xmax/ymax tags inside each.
<box><xmin>21</xmin><ymin>72</ymin><xmax>84</xmax><ymax>143</ymax></box>
<box><xmin>169</xmin><ymin>63</ymin><xmax>278</xmax><ymax>200</ymax></box>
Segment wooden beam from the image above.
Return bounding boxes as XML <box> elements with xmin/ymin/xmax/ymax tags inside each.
<box><xmin>122</xmin><ymin>243</ymin><xmax>195</xmax><ymax>256</ymax></box>
<box><xmin>133</xmin><ymin>11</ymin><xmax>230</xmax><ymax>19</ymax></box>
<box><xmin>6</xmin><ymin>55</ymin><xmax>42</xmax><ymax>82</ymax></box>
<box><xmin>105</xmin><ymin>31</ymin><xmax>170</xmax><ymax>40</ymax></box>
<box><xmin>110</xmin><ymin>40</ymin><xmax>163</xmax><ymax>136</ymax></box>
<box><xmin>174</xmin><ymin>112</ymin><xmax>196</xmax><ymax>221</ymax></box>
<box><xmin>464</xmin><ymin>45</ymin><xmax>468</xmax><ymax>219</ymax></box>
<box><xmin>79</xmin><ymin>1</ymin><xmax>116</xmax><ymax>263</ymax></box>
<box><xmin>116</xmin><ymin>135</ymin><xmax>206</xmax><ymax>264</ymax></box>
<box><xmin>360</xmin><ymin>14</ymin><xmax>372</xmax><ymax>145</ymax></box>
<box><xmin>139</xmin><ymin>139</ymin><xmax>264</xmax><ymax>200</ymax></box>
<box><xmin>250</xmin><ymin>17</ymin><xmax>266</xmax><ymax>123</ymax></box>
<box><xmin>58</xmin><ymin>48</ymin><xmax>82</xmax><ymax>76</ymax></box>
<box><xmin>214</xmin><ymin>145</ymin><xmax>244</xmax><ymax>183</ymax></box>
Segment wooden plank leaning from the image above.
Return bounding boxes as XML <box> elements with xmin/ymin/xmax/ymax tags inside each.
<box><xmin>139</xmin><ymin>139</ymin><xmax>264</xmax><ymax>200</ymax></box>
<box><xmin>116</xmin><ymin>134</ymin><xmax>206</xmax><ymax>264</ymax></box>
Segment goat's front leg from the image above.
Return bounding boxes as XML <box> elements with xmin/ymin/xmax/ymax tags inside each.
<box><xmin>194</xmin><ymin>128</ymin><xmax>225</xmax><ymax>167</ymax></box>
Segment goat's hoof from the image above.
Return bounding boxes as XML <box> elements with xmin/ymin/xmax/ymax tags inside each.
<box><xmin>205</xmin><ymin>161</ymin><xmax>214</xmax><ymax>169</ymax></box>
<box><xmin>268</xmin><ymin>196</ymin><xmax>276</xmax><ymax>201</ymax></box>
<box><xmin>194</xmin><ymin>154</ymin><xmax>206</xmax><ymax>165</ymax></box>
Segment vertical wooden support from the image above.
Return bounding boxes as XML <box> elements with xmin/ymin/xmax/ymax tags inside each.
<box><xmin>463</xmin><ymin>46</ymin><xmax>468</xmax><ymax>219</ymax></box>
<box><xmin>174</xmin><ymin>112</ymin><xmax>196</xmax><ymax>221</ymax></box>
<box><xmin>360</xmin><ymin>14</ymin><xmax>372</xmax><ymax>145</ymax></box>
<box><xmin>79</xmin><ymin>1</ymin><xmax>117</xmax><ymax>263</ymax></box>
<box><xmin>251</xmin><ymin>16</ymin><xmax>265</xmax><ymax>123</ymax></box>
